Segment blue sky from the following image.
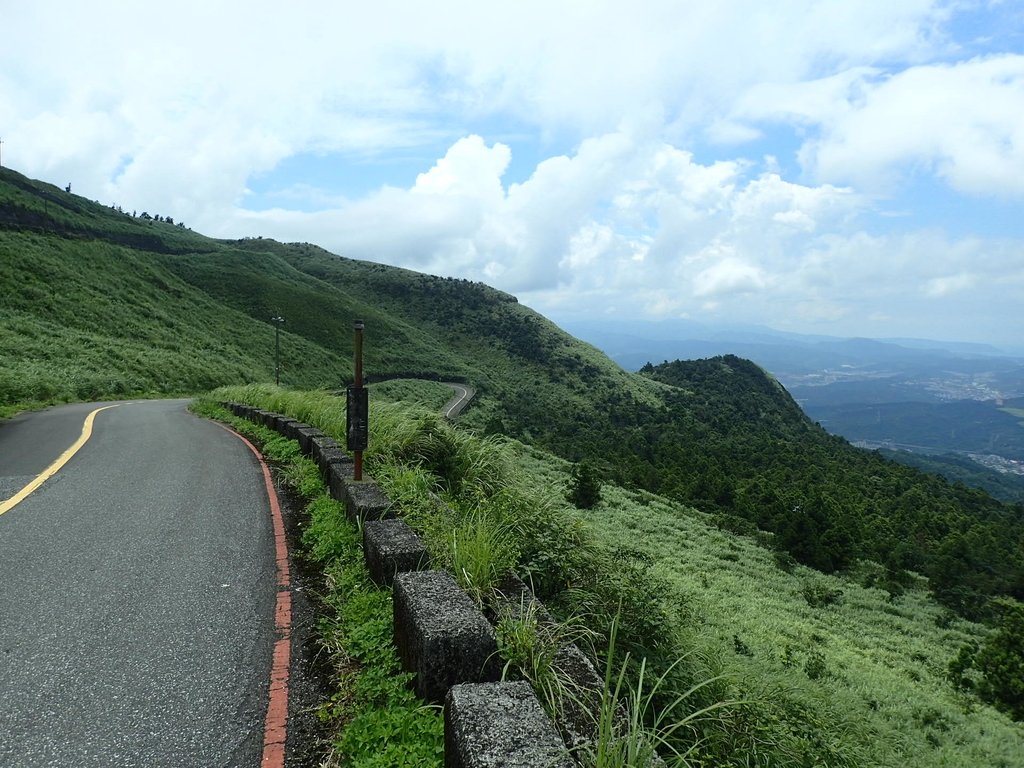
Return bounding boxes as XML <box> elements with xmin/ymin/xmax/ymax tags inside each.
<box><xmin>3</xmin><ymin>1</ymin><xmax>1023</xmax><ymax>348</ymax></box>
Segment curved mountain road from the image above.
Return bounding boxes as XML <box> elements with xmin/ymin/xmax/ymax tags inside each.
<box><xmin>441</xmin><ymin>383</ymin><xmax>476</xmax><ymax>419</ymax></box>
<box><xmin>0</xmin><ymin>400</ymin><xmax>283</xmax><ymax>767</ymax></box>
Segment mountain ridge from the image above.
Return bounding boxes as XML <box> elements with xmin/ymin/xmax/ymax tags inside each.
<box><xmin>2</xmin><ymin>165</ymin><xmax>1022</xmax><ymax>622</ymax></box>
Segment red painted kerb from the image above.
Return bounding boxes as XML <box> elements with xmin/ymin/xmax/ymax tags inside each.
<box><xmin>223</xmin><ymin>426</ymin><xmax>292</xmax><ymax>768</ymax></box>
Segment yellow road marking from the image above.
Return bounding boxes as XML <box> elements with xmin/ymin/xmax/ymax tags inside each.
<box><xmin>0</xmin><ymin>404</ymin><xmax>122</xmax><ymax>516</ymax></box>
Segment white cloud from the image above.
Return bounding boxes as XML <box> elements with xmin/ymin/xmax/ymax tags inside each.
<box><xmin>693</xmin><ymin>255</ymin><xmax>768</xmax><ymax>298</ymax></box>
<box><xmin>2</xmin><ymin>1</ymin><xmax>1022</xmax><ymax>345</ymax></box>
<box><xmin>925</xmin><ymin>273</ymin><xmax>977</xmax><ymax>297</ymax></box>
<box><xmin>735</xmin><ymin>56</ymin><xmax>1024</xmax><ymax>197</ymax></box>
<box><xmin>413</xmin><ymin>136</ymin><xmax>510</xmax><ymax>200</ymax></box>
<box><xmin>208</xmin><ymin>127</ymin><xmax>1024</xmax><ymax>345</ymax></box>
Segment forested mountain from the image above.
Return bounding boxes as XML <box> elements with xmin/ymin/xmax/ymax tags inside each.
<box><xmin>2</xmin><ymin>166</ymin><xmax>1023</xmax><ymax>621</ymax></box>
<box><xmin>640</xmin><ymin>357</ymin><xmax>1024</xmax><ymax>619</ymax></box>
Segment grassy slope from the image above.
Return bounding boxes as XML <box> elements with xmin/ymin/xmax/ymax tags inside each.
<box><xmin>507</xmin><ymin>435</ymin><xmax>1024</xmax><ymax>768</ymax></box>
<box><xmin>215</xmin><ymin>384</ymin><xmax>1024</xmax><ymax>767</ymax></box>
<box><xmin>245</xmin><ymin>237</ymin><xmax>664</xmax><ymax>438</ymax></box>
<box><xmin>0</xmin><ymin>167</ymin><xmax>649</xmax><ymax>427</ymax></box>
<box><xmin>577</xmin><ymin>486</ymin><xmax>1024</xmax><ymax>768</ymax></box>
<box><xmin>0</xmin><ymin>168</ymin><xmax>487</xmax><ymax>404</ymax></box>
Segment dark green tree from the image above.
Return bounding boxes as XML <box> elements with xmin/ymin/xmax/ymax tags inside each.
<box><xmin>567</xmin><ymin>461</ymin><xmax>602</xmax><ymax>509</ymax></box>
<box><xmin>975</xmin><ymin>598</ymin><xmax>1024</xmax><ymax>720</ymax></box>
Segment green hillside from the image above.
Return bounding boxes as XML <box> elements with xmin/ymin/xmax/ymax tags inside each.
<box><xmin>206</xmin><ymin>387</ymin><xmax>1024</xmax><ymax>766</ymax></box>
<box><xmin>2</xmin><ymin>166</ymin><xmax>1023</xmax><ymax>626</ymax></box>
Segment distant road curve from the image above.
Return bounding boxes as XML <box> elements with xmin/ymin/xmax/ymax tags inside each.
<box><xmin>442</xmin><ymin>383</ymin><xmax>476</xmax><ymax>419</ymax></box>
<box><xmin>360</xmin><ymin>374</ymin><xmax>476</xmax><ymax>419</ymax></box>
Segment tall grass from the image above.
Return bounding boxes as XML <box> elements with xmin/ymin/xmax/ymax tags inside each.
<box><xmin>582</xmin><ymin>621</ymin><xmax>736</xmax><ymax>768</ymax></box>
<box><xmin>205</xmin><ymin>386</ymin><xmax>1024</xmax><ymax>767</ymax></box>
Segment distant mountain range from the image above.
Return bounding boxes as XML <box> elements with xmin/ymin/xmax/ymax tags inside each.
<box><xmin>563</xmin><ymin>317</ymin><xmax>1024</xmax><ymax>500</ymax></box>
<box><xmin>561</xmin><ymin>318</ymin><xmax>1023</xmax><ymax>377</ymax></box>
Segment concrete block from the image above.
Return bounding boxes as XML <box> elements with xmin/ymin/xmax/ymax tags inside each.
<box><xmin>271</xmin><ymin>414</ymin><xmax>297</xmax><ymax>435</ymax></box>
<box><xmin>363</xmin><ymin>519</ymin><xmax>429</xmax><ymax>586</ymax></box>
<box><xmin>326</xmin><ymin>461</ymin><xmax>356</xmax><ymax>502</ymax></box>
<box><xmin>550</xmin><ymin>643</ymin><xmax>605</xmax><ymax>752</ymax></box>
<box><xmin>275</xmin><ymin>418</ymin><xmax>301</xmax><ymax>441</ymax></box>
<box><xmin>278</xmin><ymin>419</ymin><xmax>303</xmax><ymax>441</ymax></box>
<box><xmin>490</xmin><ymin>574</ymin><xmax>603</xmax><ymax>752</ymax></box>
<box><xmin>312</xmin><ymin>436</ymin><xmax>351</xmax><ymax>477</ymax></box>
<box><xmin>491</xmin><ymin>573</ymin><xmax>555</xmax><ymax>625</ymax></box>
<box><xmin>310</xmin><ymin>433</ymin><xmax>340</xmax><ymax>454</ymax></box>
<box><xmin>393</xmin><ymin>571</ymin><xmax>500</xmax><ymax>703</ymax></box>
<box><xmin>258</xmin><ymin>411</ymin><xmax>282</xmax><ymax>430</ymax></box>
<box><xmin>344</xmin><ymin>480</ymin><xmax>393</xmax><ymax>521</ymax></box>
<box><xmin>444</xmin><ymin>681</ymin><xmax>573</xmax><ymax>768</ymax></box>
<box><xmin>295</xmin><ymin>426</ymin><xmax>324</xmax><ymax>456</ymax></box>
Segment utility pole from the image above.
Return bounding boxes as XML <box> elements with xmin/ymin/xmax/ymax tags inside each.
<box><xmin>271</xmin><ymin>315</ymin><xmax>285</xmax><ymax>385</ymax></box>
<box><xmin>347</xmin><ymin>320</ymin><xmax>368</xmax><ymax>481</ymax></box>
<box><xmin>0</xmin><ymin>137</ymin><xmax>4</xmax><ymax>168</ymax></box>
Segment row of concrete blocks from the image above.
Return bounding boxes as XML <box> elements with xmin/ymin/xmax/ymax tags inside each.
<box><xmin>222</xmin><ymin>402</ymin><xmax>576</xmax><ymax>768</ymax></box>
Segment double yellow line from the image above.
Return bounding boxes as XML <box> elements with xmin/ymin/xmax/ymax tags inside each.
<box><xmin>0</xmin><ymin>404</ymin><xmax>121</xmax><ymax>517</ymax></box>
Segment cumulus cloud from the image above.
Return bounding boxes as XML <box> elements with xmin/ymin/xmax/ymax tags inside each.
<box><xmin>3</xmin><ymin>1</ymin><xmax>1022</xmax><ymax>345</ymax></box>
<box><xmin>925</xmin><ymin>273</ymin><xmax>977</xmax><ymax>297</ymax></box>
<box><xmin>693</xmin><ymin>255</ymin><xmax>768</xmax><ymax>298</ymax></box>
<box><xmin>735</xmin><ymin>56</ymin><xmax>1024</xmax><ymax>197</ymax></box>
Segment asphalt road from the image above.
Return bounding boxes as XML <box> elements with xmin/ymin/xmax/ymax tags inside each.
<box><xmin>0</xmin><ymin>400</ymin><xmax>277</xmax><ymax>767</ymax></box>
<box><xmin>442</xmin><ymin>384</ymin><xmax>476</xmax><ymax>419</ymax></box>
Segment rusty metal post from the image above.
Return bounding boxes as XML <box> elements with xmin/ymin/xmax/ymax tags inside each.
<box><xmin>271</xmin><ymin>315</ymin><xmax>285</xmax><ymax>385</ymax></box>
<box><xmin>353</xmin><ymin>319</ymin><xmax>365</xmax><ymax>480</ymax></box>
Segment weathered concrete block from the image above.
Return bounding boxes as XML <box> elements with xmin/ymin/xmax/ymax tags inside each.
<box><xmin>272</xmin><ymin>415</ymin><xmax>298</xmax><ymax>435</ymax></box>
<box><xmin>280</xmin><ymin>417</ymin><xmax>307</xmax><ymax>442</ymax></box>
<box><xmin>295</xmin><ymin>426</ymin><xmax>324</xmax><ymax>456</ymax></box>
<box><xmin>444</xmin><ymin>681</ymin><xmax>573</xmax><ymax>768</ymax></box>
<box><xmin>326</xmin><ymin>461</ymin><xmax>356</xmax><ymax>502</ymax></box>
<box><xmin>312</xmin><ymin>437</ymin><xmax>351</xmax><ymax>477</ymax></box>
<box><xmin>550</xmin><ymin>643</ymin><xmax>605</xmax><ymax>752</ymax></box>
<box><xmin>344</xmin><ymin>480</ymin><xmax>393</xmax><ymax>521</ymax></box>
<box><xmin>252</xmin><ymin>409</ymin><xmax>276</xmax><ymax>428</ymax></box>
<box><xmin>363</xmin><ymin>519</ymin><xmax>429</xmax><ymax>586</ymax></box>
<box><xmin>393</xmin><ymin>571</ymin><xmax>499</xmax><ymax>703</ymax></box>
<box><xmin>309</xmin><ymin>436</ymin><xmax>342</xmax><ymax>460</ymax></box>
<box><xmin>491</xmin><ymin>573</ymin><xmax>555</xmax><ymax>625</ymax></box>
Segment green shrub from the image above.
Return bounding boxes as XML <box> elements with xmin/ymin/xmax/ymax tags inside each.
<box><xmin>801</xmin><ymin>579</ymin><xmax>844</xmax><ymax>609</ymax></box>
<box><xmin>974</xmin><ymin>598</ymin><xmax>1024</xmax><ymax>720</ymax></box>
<box><xmin>568</xmin><ymin>461</ymin><xmax>603</xmax><ymax>509</ymax></box>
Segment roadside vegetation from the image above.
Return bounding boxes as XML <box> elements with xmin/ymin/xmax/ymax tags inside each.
<box><xmin>4</xmin><ymin>167</ymin><xmax>1023</xmax><ymax>633</ymax></box>
<box><xmin>190</xmin><ymin>399</ymin><xmax>445</xmax><ymax>767</ymax></box>
<box><xmin>205</xmin><ymin>384</ymin><xmax>1024</xmax><ymax>767</ymax></box>
<box><xmin>5</xmin><ymin>165</ymin><xmax>1023</xmax><ymax>762</ymax></box>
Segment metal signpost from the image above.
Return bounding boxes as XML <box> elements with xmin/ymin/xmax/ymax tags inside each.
<box><xmin>347</xmin><ymin>319</ymin><xmax>368</xmax><ymax>480</ymax></box>
<box><xmin>271</xmin><ymin>315</ymin><xmax>285</xmax><ymax>385</ymax></box>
